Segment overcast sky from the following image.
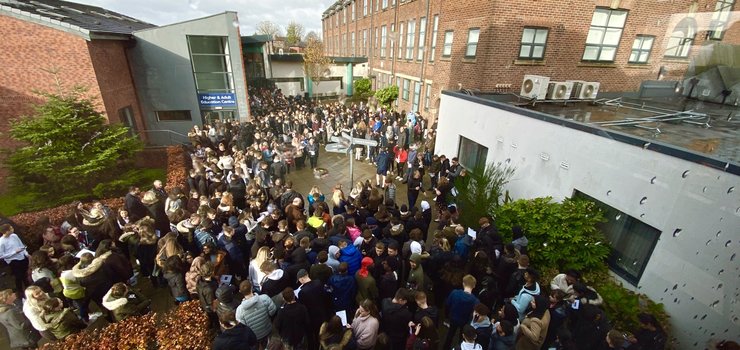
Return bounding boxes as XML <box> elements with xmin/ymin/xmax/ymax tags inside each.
<box><xmin>73</xmin><ymin>0</ymin><xmax>331</xmax><ymax>36</ymax></box>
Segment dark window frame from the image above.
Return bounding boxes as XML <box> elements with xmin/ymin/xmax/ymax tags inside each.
<box><xmin>628</xmin><ymin>35</ymin><xmax>655</xmax><ymax>64</ymax></box>
<box><xmin>582</xmin><ymin>8</ymin><xmax>629</xmax><ymax>62</ymax></box>
<box><xmin>156</xmin><ymin>110</ymin><xmax>192</xmax><ymax>122</ymax></box>
<box><xmin>519</xmin><ymin>27</ymin><xmax>549</xmax><ymax>60</ymax></box>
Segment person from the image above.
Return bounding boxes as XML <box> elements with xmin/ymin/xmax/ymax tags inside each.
<box><xmin>319</xmin><ymin>315</ymin><xmax>355</xmax><ymax>350</ymax></box>
<box><xmin>72</xmin><ymin>252</ymin><xmax>114</xmax><ymax>310</ymax></box>
<box><xmin>355</xmin><ymin>257</ymin><xmax>379</xmax><ymax>305</ymax></box>
<box><xmin>549</xmin><ymin>269</ymin><xmax>581</xmax><ymax>298</ymax></box>
<box><xmin>605</xmin><ymin>329</ymin><xmax>627</xmax><ymax>349</ymax></box>
<box><xmin>124</xmin><ymin>186</ymin><xmax>148</xmax><ymax>222</ymax></box>
<box><xmin>328</xmin><ymin>262</ymin><xmax>357</xmax><ymax>312</ymax></box>
<box><xmin>510</xmin><ymin>268</ymin><xmax>541</xmax><ymax>320</ymax></box>
<box><xmin>22</xmin><ymin>286</ymin><xmax>54</xmax><ymax>341</ymax></box>
<box><xmin>351</xmin><ymin>299</ymin><xmax>380</xmax><ymax>350</ymax></box>
<box><xmin>102</xmin><ymin>282</ymin><xmax>151</xmax><ymax>322</ymax></box>
<box><xmin>453</xmin><ymin>324</ymin><xmax>482</xmax><ymax>350</ymax></box>
<box><xmin>212</xmin><ymin>311</ymin><xmax>258</xmax><ymax>350</ymax></box>
<box><xmin>310</xmin><ymin>251</ymin><xmax>334</xmax><ymax>285</ymax></box>
<box><xmin>571</xmin><ymin>282</ymin><xmax>603</xmax><ymax>306</ymax></box>
<box><xmin>375</xmin><ymin>147</ymin><xmax>391</xmax><ymax>187</ymax></box>
<box><xmin>297</xmin><ymin>269</ymin><xmax>333</xmax><ymax>350</ymax></box>
<box><xmin>163</xmin><ymin>255</ymin><xmax>189</xmax><ymax>304</ymax></box>
<box><xmin>627</xmin><ymin>313</ymin><xmax>667</xmax><ymax>350</ymax></box>
<box><xmin>407</xmin><ymin>169</ymin><xmax>422</xmax><ymax>208</ymax></box>
<box><xmin>543</xmin><ymin>289</ymin><xmax>569</xmax><ymax>349</ymax></box>
<box><xmin>274</xmin><ymin>287</ymin><xmax>310</xmax><ymax>349</ymax></box>
<box><xmin>381</xmin><ymin>288</ymin><xmax>413</xmax><ymax>350</ymax></box>
<box><xmin>470</xmin><ymin>303</ymin><xmax>493</xmax><ymax>349</ymax></box>
<box><xmin>406</xmin><ymin>253</ymin><xmax>426</xmax><ymax>292</ymax></box>
<box><xmin>443</xmin><ymin>275</ymin><xmax>480</xmax><ymax>350</ymax></box>
<box><xmin>406</xmin><ymin>315</ymin><xmax>438</xmax><ymax>350</ymax></box>
<box><xmin>0</xmin><ymin>288</ymin><xmax>40</xmax><ymax>349</ymax></box>
<box><xmin>215</xmin><ymin>284</ymin><xmax>242</xmax><ymax>326</ymax></box>
<box><xmin>40</xmin><ymin>297</ymin><xmax>86</xmax><ymax>340</ymax></box>
<box><xmin>338</xmin><ymin>239</ymin><xmax>362</xmax><ymax>275</ymax></box>
<box><xmin>0</xmin><ymin>224</ymin><xmax>30</xmax><ymax>298</ymax></box>
<box><xmin>259</xmin><ymin>261</ymin><xmax>290</xmax><ymax>298</ymax></box>
<box><xmin>516</xmin><ymin>294</ymin><xmax>550</xmax><ymax>350</ymax></box>
<box><xmin>235</xmin><ymin>280</ymin><xmax>277</xmax><ymax>347</ymax></box>
<box><xmin>249</xmin><ymin>246</ymin><xmax>271</xmax><ymax>292</ymax></box>
<box><xmin>489</xmin><ymin>320</ymin><xmax>515</xmax><ymax>350</ymax></box>
<box><xmin>306</xmin><ymin>137</ymin><xmax>319</xmax><ymax>169</ymax></box>
<box><xmin>196</xmin><ymin>261</ymin><xmax>218</xmax><ymax>328</ymax></box>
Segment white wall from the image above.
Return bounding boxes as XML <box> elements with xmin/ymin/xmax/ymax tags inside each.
<box><xmin>435</xmin><ymin>93</ymin><xmax>740</xmax><ymax>349</ymax></box>
<box><xmin>270</xmin><ymin>60</ymin><xmax>366</xmax><ymax>97</ymax></box>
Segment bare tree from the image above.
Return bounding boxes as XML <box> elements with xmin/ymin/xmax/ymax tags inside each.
<box><xmin>303</xmin><ymin>37</ymin><xmax>332</xmax><ymax>95</ymax></box>
<box><xmin>255</xmin><ymin>20</ymin><xmax>283</xmax><ymax>37</ymax></box>
<box><xmin>285</xmin><ymin>21</ymin><xmax>305</xmax><ymax>47</ymax></box>
<box><xmin>304</xmin><ymin>31</ymin><xmax>321</xmax><ymax>43</ymax></box>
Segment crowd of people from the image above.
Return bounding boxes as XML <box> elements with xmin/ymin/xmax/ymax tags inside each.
<box><xmin>0</xmin><ymin>87</ymin><xmax>729</xmax><ymax>350</ymax></box>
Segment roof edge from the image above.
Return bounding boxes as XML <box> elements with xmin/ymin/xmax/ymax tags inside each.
<box><xmin>0</xmin><ymin>5</ymin><xmax>91</xmax><ymax>40</ymax></box>
<box><xmin>132</xmin><ymin>11</ymin><xmax>237</xmax><ymax>33</ymax></box>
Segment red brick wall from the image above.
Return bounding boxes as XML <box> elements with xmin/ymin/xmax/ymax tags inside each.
<box><xmin>323</xmin><ymin>0</ymin><xmax>740</xmax><ymax>120</ymax></box>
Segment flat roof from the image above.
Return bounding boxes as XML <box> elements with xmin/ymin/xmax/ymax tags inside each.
<box><xmin>444</xmin><ymin>90</ymin><xmax>739</xmax><ymax>175</ymax></box>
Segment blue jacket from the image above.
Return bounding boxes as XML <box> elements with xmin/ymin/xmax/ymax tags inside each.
<box><xmin>328</xmin><ymin>273</ymin><xmax>357</xmax><ymax>311</ymax></box>
<box><xmin>454</xmin><ymin>235</ymin><xmax>474</xmax><ymax>259</ymax></box>
<box><xmin>376</xmin><ymin>152</ymin><xmax>390</xmax><ymax>172</ymax></box>
<box><xmin>445</xmin><ymin>289</ymin><xmax>479</xmax><ymax>326</ymax></box>
<box><xmin>511</xmin><ymin>282</ymin><xmax>541</xmax><ymax>320</ymax></box>
<box><xmin>339</xmin><ymin>245</ymin><xmax>363</xmax><ymax>275</ymax></box>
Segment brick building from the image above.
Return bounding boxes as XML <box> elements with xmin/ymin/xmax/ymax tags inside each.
<box><xmin>322</xmin><ymin>0</ymin><xmax>740</xmax><ymax>118</ymax></box>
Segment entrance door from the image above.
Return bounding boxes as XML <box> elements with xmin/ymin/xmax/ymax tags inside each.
<box><xmin>201</xmin><ymin>110</ymin><xmax>236</xmax><ymax>125</ymax></box>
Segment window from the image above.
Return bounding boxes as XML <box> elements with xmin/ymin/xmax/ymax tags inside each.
<box><xmin>429</xmin><ymin>15</ymin><xmax>438</xmax><ymax>61</ymax></box>
<box><xmin>156</xmin><ymin>110</ymin><xmax>192</xmax><ymax>122</ymax></box>
<box><xmin>465</xmin><ymin>28</ymin><xmax>480</xmax><ymax>58</ymax></box>
<box><xmin>351</xmin><ymin>1</ymin><xmax>356</xmax><ymax>21</ymax></box>
<box><xmin>395</xmin><ymin>79</ymin><xmax>401</xmax><ymax>106</ymax></box>
<box><xmin>382</xmin><ymin>0</ymin><xmax>387</xmax><ymax>9</ymax></box>
<box><xmin>342</xmin><ymin>33</ymin><xmax>347</xmax><ymax>55</ymax></box>
<box><xmin>363</xmin><ymin>29</ymin><xmax>368</xmax><ymax>55</ymax></box>
<box><xmin>402</xmin><ymin>79</ymin><xmax>410</xmax><ymax>100</ymax></box>
<box><xmin>406</xmin><ymin>20</ymin><xmax>416</xmax><ymax>59</ymax></box>
<box><xmin>390</xmin><ymin>23</ymin><xmax>395</xmax><ymax>58</ymax></box>
<box><xmin>442</xmin><ymin>30</ymin><xmax>453</xmax><ymax>57</ymax></box>
<box><xmin>375</xmin><ymin>27</ymin><xmax>379</xmax><ymax>54</ymax></box>
<box><xmin>351</xmin><ymin>32</ymin><xmax>356</xmax><ymax>56</ymax></box>
<box><xmin>187</xmin><ymin>36</ymin><xmax>234</xmax><ymax>93</ymax></box>
<box><xmin>665</xmin><ymin>18</ymin><xmax>696</xmax><ymax>58</ymax></box>
<box><xmin>398</xmin><ymin>22</ymin><xmax>405</xmax><ymax>58</ymax></box>
<box><xmin>343</xmin><ymin>7</ymin><xmax>347</xmax><ymax>24</ymax></box>
<box><xmin>417</xmin><ymin>17</ymin><xmax>427</xmax><ymax>60</ymax></box>
<box><xmin>458</xmin><ymin>136</ymin><xmax>487</xmax><ymax>169</ymax></box>
<box><xmin>392</xmin><ymin>0</ymin><xmax>396</xmax><ymax>6</ymax></box>
<box><xmin>628</xmin><ymin>35</ymin><xmax>653</xmax><ymax>63</ymax></box>
<box><xmin>412</xmin><ymin>81</ymin><xmax>421</xmax><ymax>112</ymax></box>
<box><xmin>574</xmin><ymin>191</ymin><xmax>661</xmax><ymax>285</ymax></box>
<box><xmin>582</xmin><ymin>8</ymin><xmax>628</xmax><ymax>61</ymax></box>
<box><xmin>424</xmin><ymin>83</ymin><xmax>431</xmax><ymax>111</ymax></box>
<box><xmin>363</xmin><ymin>0</ymin><xmax>368</xmax><ymax>16</ymax></box>
<box><xmin>118</xmin><ymin>106</ymin><xmax>138</xmax><ymax>135</ymax></box>
<box><xmin>709</xmin><ymin>0</ymin><xmax>735</xmax><ymax>40</ymax></box>
<box><xmin>380</xmin><ymin>25</ymin><xmax>387</xmax><ymax>57</ymax></box>
<box><xmin>376</xmin><ymin>0</ymin><xmax>380</xmax><ymax>11</ymax></box>
<box><xmin>519</xmin><ymin>27</ymin><xmax>548</xmax><ymax>60</ymax></box>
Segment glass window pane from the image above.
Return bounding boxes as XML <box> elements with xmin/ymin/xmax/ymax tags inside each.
<box><xmin>632</xmin><ymin>38</ymin><xmax>642</xmax><ymax>49</ymax></box>
<box><xmin>603</xmin><ymin>28</ymin><xmax>622</xmax><ymax>45</ymax></box>
<box><xmin>642</xmin><ymin>37</ymin><xmax>654</xmax><ymax>49</ymax></box>
<box><xmin>587</xmin><ymin>28</ymin><xmax>604</xmax><ymax>44</ymax></box>
<box><xmin>445</xmin><ymin>31</ymin><xmax>454</xmax><ymax>44</ymax></box>
<box><xmin>629</xmin><ymin>51</ymin><xmax>638</xmax><ymax>62</ymax></box>
<box><xmin>468</xmin><ymin>29</ymin><xmax>480</xmax><ymax>43</ymax></box>
<box><xmin>638</xmin><ymin>51</ymin><xmax>649</xmax><ymax>62</ymax></box>
<box><xmin>608</xmin><ymin>11</ymin><xmax>628</xmax><ymax>28</ymax></box>
<box><xmin>522</xmin><ymin>28</ymin><xmax>535</xmax><ymax>43</ymax></box>
<box><xmin>532</xmin><ymin>46</ymin><xmax>544</xmax><ymax>58</ymax></box>
<box><xmin>599</xmin><ymin>46</ymin><xmax>616</xmax><ymax>61</ymax></box>
<box><xmin>520</xmin><ymin>45</ymin><xmax>531</xmax><ymax>57</ymax></box>
<box><xmin>466</xmin><ymin>43</ymin><xmax>477</xmax><ymax>56</ymax></box>
<box><xmin>534</xmin><ymin>29</ymin><xmax>548</xmax><ymax>44</ymax></box>
<box><xmin>195</xmin><ymin>73</ymin><xmax>232</xmax><ymax>90</ymax></box>
<box><xmin>192</xmin><ymin>55</ymin><xmax>228</xmax><ymax>73</ymax></box>
<box><xmin>583</xmin><ymin>46</ymin><xmax>599</xmax><ymax>60</ymax></box>
<box><xmin>188</xmin><ymin>36</ymin><xmax>225</xmax><ymax>54</ymax></box>
<box><xmin>591</xmin><ymin>9</ymin><xmax>609</xmax><ymax>26</ymax></box>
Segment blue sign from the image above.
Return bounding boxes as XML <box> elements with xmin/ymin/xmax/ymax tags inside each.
<box><xmin>198</xmin><ymin>93</ymin><xmax>237</xmax><ymax>108</ymax></box>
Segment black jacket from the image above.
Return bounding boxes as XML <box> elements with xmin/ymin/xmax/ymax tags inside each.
<box><xmin>125</xmin><ymin>193</ymin><xmax>148</xmax><ymax>222</ymax></box>
<box><xmin>381</xmin><ymin>298</ymin><xmax>412</xmax><ymax>342</ymax></box>
<box><xmin>298</xmin><ymin>280</ymin><xmax>333</xmax><ymax>325</ymax></box>
<box><xmin>274</xmin><ymin>302</ymin><xmax>311</xmax><ymax>347</ymax></box>
<box><xmin>212</xmin><ymin>324</ymin><xmax>257</xmax><ymax>350</ymax></box>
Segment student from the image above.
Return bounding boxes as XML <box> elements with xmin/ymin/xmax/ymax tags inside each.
<box><xmin>212</xmin><ymin>311</ymin><xmax>257</xmax><ymax>350</ymax></box>
<box><xmin>456</xmin><ymin>324</ymin><xmax>483</xmax><ymax>350</ymax></box>
<box><xmin>162</xmin><ymin>255</ymin><xmax>189</xmax><ymax>304</ymax></box>
<box><xmin>274</xmin><ymin>287</ymin><xmax>310</xmax><ymax>349</ymax></box>
<box><xmin>443</xmin><ymin>275</ymin><xmax>480</xmax><ymax>350</ymax></box>
<box><xmin>0</xmin><ymin>288</ymin><xmax>40</xmax><ymax>349</ymax></box>
<box><xmin>40</xmin><ymin>297</ymin><xmax>86</xmax><ymax>340</ymax></box>
<box><xmin>102</xmin><ymin>282</ymin><xmax>151</xmax><ymax>322</ymax></box>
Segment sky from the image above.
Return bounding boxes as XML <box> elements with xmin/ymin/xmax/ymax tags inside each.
<box><xmin>73</xmin><ymin>0</ymin><xmax>332</xmax><ymax>37</ymax></box>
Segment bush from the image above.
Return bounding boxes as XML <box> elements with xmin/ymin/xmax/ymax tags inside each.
<box><xmin>454</xmin><ymin>162</ymin><xmax>515</xmax><ymax>228</ymax></box>
<box><xmin>495</xmin><ymin>196</ymin><xmax>610</xmax><ymax>272</ymax></box>
<box><xmin>354</xmin><ymin>78</ymin><xmax>373</xmax><ymax>98</ymax></box>
<box><xmin>91</xmin><ymin>168</ymin><xmax>167</xmax><ymax>198</ymax></box>
<box><xmin>374</xmin><ymin>85</ymin><xmax>399</xmax><ymax>110</ymax></box>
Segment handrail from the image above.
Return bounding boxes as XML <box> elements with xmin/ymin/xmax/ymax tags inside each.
<box><xmin>136</xmin><ymin>129</ymin><xmax>190</xmax><ymax>146</ymax></box>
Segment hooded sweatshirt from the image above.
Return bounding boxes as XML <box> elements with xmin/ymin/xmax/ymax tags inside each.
<box><xmin>260</xmin><ymin>269</ymin><xmax>289</xmax><ymax>298</ymax></box>
<box><xmin>511</xmin><ymin>282</ymin><xmax>541</xmax><ymax>320</ymax></box>
<box><xmin>339</xmin><ymin>244</ymin><xmax>363</xmax><ymax>275</ymax></box>
<box><xmin>327</xmin><ymin>245</ymin><xmax>341</xmax><ymax>271</ymax></box>
<box><xmin>235</xmin><ymin>294</ymin><xmax>276</xmax><ymax>340</ymax></box>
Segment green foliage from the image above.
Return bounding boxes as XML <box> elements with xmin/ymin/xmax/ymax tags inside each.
<box><xmin>495</xmin><ymin>196</ymin><xmax>610</xmax><ymax>272</ymax></box>
<box><xmin>285</xmin><ymin>21</ymin><xmax>305</xmax><ymax>47</ymax></box>
<box><xmin>6</xmin><ymin>88</ymin><xmax>143</xmax><ymax>196</ymax></box>
<box><xmin>354</xmin><ymin>78</ymin><xmax>374</xmax><ymax>98</ymax></box>
<box><xmin>455</xmin><ymin>162</ymin><xmax>515</xmax><ymax>227</ymax></box>
<box><xmin>92</xmin><ymin>168</ymin><xmax>167</xmax><ymax>199</ymax></box>
<box><xmin>374</xmin><ymin>85</ymin><xmax>399</xmax><ymax>110</ymax></box>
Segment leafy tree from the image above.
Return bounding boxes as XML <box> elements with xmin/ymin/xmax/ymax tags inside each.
<box><xmin>304</xmin><ymin>31</ymin><xmax>321</xmax><ymax>43</ymax></box>
<box><xmin>6</xmin><ymin>88</ymin><xmax>143</xmax><ymax>197</ymax></box>
<box><xmin>454</xmin><ymin>161</ymin><xmax>515</xmax><ymax>227</ymax></box>
<box><xmin>303</xmin><ymin>37</ymin><xmax>332</xmax><ymax>94</ymax></box>
<box><xmin>255</xmin><ymin>20</ymin><xmax>283</xmax><ymax>38</ymax></box>
<box><xmin>374</xmin><ymin>85</ymin><xmax>399</xmax><ymax>110</ymax></box>
<box><xmin>285</xmin><ymin>21</ymin><xmax>305</xmax><ymax>47</ymax></box>
<box><xmin>354</xmin><ymin>78</ymin><xmax>374</xmax><ymax>98</ymax></box>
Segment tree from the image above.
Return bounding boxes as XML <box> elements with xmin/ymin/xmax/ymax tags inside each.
<box><xmin>374</xmin><ymin>85</ymin><xmax>399</xmax><ymax>110</ymax></box>
<box><xmin>354</xmin><ymin>78</ymin><xmax>374</xmax><ymax>98</ymax></box>
<box><xmin>255</xmin><ymin>20</ymin><xmax>283</xmax><ymax>38</ymax></box>
<box><xmin>303</xmin><ymin>37</ymin><xmax>332</xmax><ymax>94</ymax></box>
<box><xmin>304</xmin><ymin>31</ymin><xmax>321</xmax><ymax>43</ymax></box>
<box><xmin>285</xmin><ymin>21</ymin><xmax>305</xmax><ymax>47</ymax></box>
<box><xmin>6</xmin><ymin>88</ymin><xmax>143</xmax><ymax>197</ymax></box>
<box><xmin>454</xmin><ymin>161</ymin><xmax>516</xmax><ymax>227</ymax></box>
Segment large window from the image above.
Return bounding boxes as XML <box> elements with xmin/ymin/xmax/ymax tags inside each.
<box><xmin>363</xmin><ymin>29</ymin><xmax>368</xmax><ymax>55</ymax></box>
<box><xmin>402</xmin><ymin>79</ymin><xmax>410</xmax><ymax>100</ymax></box>
<box><xmin>342</xmin><ymin>33</ymin><xmax>347</xmax><ymax>55</ymax></box>
<box><xmin>351</xmin><ymin>32</ymin><xmax>356</xmax><ymax>56</ymax></box>
<box><xmin>380</xmin><ymin>25</ymin><xmax>387</xmax><ymax>57</ymax></box>
<box><xmin>412</xmin><ymin>81</ymin><xmax>421</xmax><ymax>112</ymax></box>
<box><xmin>351</xmin><ymin>1</ymin><xmax>356</xmax><ymax>21</ymax></box>
<box><xmin>709</xmin><ymin>0</ymin><xmax>735</xmax><ymax>39</ymax></box>
<box><xmin>398</xmin><ymin>22</ymin><xmax>405</xmax><ymax>58</ymax></box>
<box><xmin>574</xmin><ymin>191</ymin><xmax>661</xmax><ymax>285</ymax></box>
<box><xmin>156</xmin><ymin>110</ymin><xmax>192</xmax><ymax>122</ymax></box>
<box><xmin>395</xmin><ymin>79</ymin><xmax>401</xmax><ymax>106</ymax></box>
<box><xmin>628</xmin><ymin>35</ymin><xmax>654</xmax><ymax>63</ymax></box>
<box><xmin>429</xmin><ymin>15</ymin><xmax>439</xmax><ymax>61</ymax></box>
<box><xmin>406</xmin><ymin>20</ymin><xmax>416</xmax><ymax>59</ymax></box>
<box><xmin>458</xmin><ymin>136</ymin><xmax>487</xmax><ymax>169</ymax></box>
<box><xmin>187</xmin><ymin>36</ymin><xmax>234</xmax><ymax>92</ymax></box>
<box><xmin>417</xmin><ymin>17</ymin><xmax>427</xmax><ymax>61</ymax></box>
<box><xmin>519</xmin><ymin>27</ymin><xmax>548</xmax><ymax>60</ymax></box>
<box><xmin>382</xmin><ymin>0</ymin><xmax>387</xmax><ymax>9</ymax></box>
<box><xmin>442</xmin><ymin>30</ymin><xmax>454</xmax><ymax>57</ymax></box>
<box><xmin>465</xmin><ymin>28</ymin><xmax>480</xmax><ymax>58</ymax></box>
<box><xmin>363</xmin><ymin>0</ymin><xmax>368</xmax><ymax>16</ymax></box>
<box><xmin>424</xmin><ymin>83</ymin><xmax>431</xmax><ymax>111</ymax></box>
<box><xmin>375</xmin><ymin>27</ymin><xmax>379</xmax><ymax>53</ymax></box>
<box><xmin>665</xmin><ymin>18</ymin><xmax>696</xmax><ymax>58</ymax></box>
<box><xmin>582</xmin><ymin>8</ymin><xmax>628</xmax><ymax>62</ymax></box>
<box><xmin>390</xmin><ymin>23</ymin><xmax>395</xmax><ymax>58</ymax></box>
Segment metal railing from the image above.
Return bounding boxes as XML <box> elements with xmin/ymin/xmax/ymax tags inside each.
<box><xmin>136</xmin><ymin>129</ymin><xmax>190</xmax><ymax>147</ymax></box>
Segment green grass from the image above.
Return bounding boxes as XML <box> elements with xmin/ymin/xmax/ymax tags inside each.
<box><xmin>0</xmin><ymin>167</ymin><xmax>167</xmax><ymax>217</ymax></box>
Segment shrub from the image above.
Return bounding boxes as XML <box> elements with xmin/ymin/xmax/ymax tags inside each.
<box><xmin>91</xmin><ymin>168</ymin><xmax>167</xmax><ymax>199</ymax></box>
<box><xmin>354</xmin><ymin>78</ymin><xmax>373</xmax><ymax>98</ymax></box>
<box><xmin>374</xmin><ymin>85</ymin><xmax>399</xmax><ymax>110</ymax></box>
<box><xmin>454</xmin><ymin>162</ymin><xmax>515</xmax><ymax>228</ymax></box>
<box><xmin>495</xmin><ymin>196</ymin><xmax>610</xmax><ymax>272</ymax></box>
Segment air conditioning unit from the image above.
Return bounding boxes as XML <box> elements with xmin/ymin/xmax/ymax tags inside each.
<box><xmin>546</xmin><ymin>82</ymin><xmax>574</xmax><ymax>100</ymax></box>
<box><xmin>521</xmin><ymin>75</ymin><xmax>550</xmax><ymax>100</ymax></box>
<box><xmin>571</xmin><ymin>81</ymin><xmax>600</xmax><ymax>100</ymax></box>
